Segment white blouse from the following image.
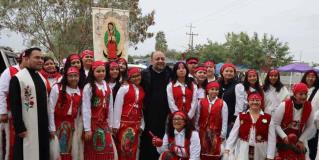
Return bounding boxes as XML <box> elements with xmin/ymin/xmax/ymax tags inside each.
<box><xmin>82</xmin><ymin>81</ymin><xmax>113</xmax><ymax>131</ymax></box>
<box><xmin>264</xmin><ymin>85</ymin><xmax>290</xmax><ymax>115</ymax></box>
<box><xmin>48</xmin><ymin>84</ymin><xmax>81</xmax><ymax>132</ymax></box>
<box><xmin>166</xmin><ymin>81</ymin><xmax>198</xmax><ymax>118</ymax></box>
<box><xmin>157</xmin><ymin>130</ymin><xmax>201</xmax><ymax>160</ymax></box>
<box><xmin>113</xmin><ymin>84</ymin><xmax>145</xmax><ymax>130</ymax></box>
<box><xmin>234</xmin><ymin>83</ymin><xmax>257</xmax><ymax>116</ymax></box>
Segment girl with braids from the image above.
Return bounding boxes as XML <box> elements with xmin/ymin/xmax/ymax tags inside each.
<box><xmin>263</xmin><ymin>69</ymin><xmax>290</xmax><ymax>115</ymax></box>
<box><xmin>63</xmin><ymin>53</ymin><xmax>87</xmax><ymax>89</ymax></box>
<box><xmin>167</xmin><ymin>62</ymin><xmax>198</xmax><ymax>119</ymax></box>
<box><xmin>117</xmin><ymin>58</ymin><xmax>128</xmax><ymax>83</ymax></box>
<box><xmin>40</xmin><ymin>56</ymin><xmax>62</xmax><ymax>87</ymax></box>
<box><xmin>48</xmin><ymin>66</ymin><xmax>82</xmax><ymax>160</ymax></box>
<box><xmin>152</xmin><ymin>111</ymin><xmax>201</xmax><ymax>160</ymax></box>
<box><xmin>234</xmin><ymin>69</ymin><xmax>264</xmax><ymax>115</ymax></box>
<box><xmin>113</xmin><ymin>67</ymin><xmax>145</xmax><ymax>160</ymax></box>
<box><xmin>105</xmin><ymin>61</ymin><xmax>121</xmax><ymax>101</ymax></box>
<box><xmin>82</xmin><ymin>61</ymin><xmax>117</xmax><ymax>160</ymax></box>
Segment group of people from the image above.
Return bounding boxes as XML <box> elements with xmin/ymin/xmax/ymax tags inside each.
<box><xmin>0</xmin><ymin>47</ymin><xmax>318</xmax><ymax>160</ymax></box>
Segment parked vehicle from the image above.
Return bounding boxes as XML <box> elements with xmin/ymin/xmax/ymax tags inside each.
<box><xmin>0</xmin><ymin>46</ymin><xmax>18</xmax><ymax>74</ymax></box>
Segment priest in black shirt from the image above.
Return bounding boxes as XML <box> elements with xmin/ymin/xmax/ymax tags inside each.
<box><xmin>139</xmin><ymin>51</ymin><xmax>172</xmax><ymax>160</ymax></box>
<box><xmin>9</xmin><ymin>47</ymin><xmax>50</xmax><ymax>160</ymax></box>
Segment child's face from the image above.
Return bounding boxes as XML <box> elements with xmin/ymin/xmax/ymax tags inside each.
<box><xmin>248</xmin><ymin>99</ymin><xmax>261</xmax><ymax>111</ymax></box>
<box><xmin>110</xmin><ymin>67</ymin><xmax>120</xmax><ymax>80</ymax></box>
<box><xmin>67</xmin><ymin>73</ymin><xmax>79</xmax><ymax>88</ymax></box>
<box><xmin>130</xmin><ymin>72</ymin><xmax>142</xmax><ymax>85</ymax></box>
<box><xmin>195</xmin><ymin>70</ymin><xmax>207</xmax><ymax>82</ymax></box>
<box><xmin>172</xmin><ymin>115</ymin><xmax>186</xmax><ymax>131</ymax></box>
<box><xmin>94</xmin><ymin>66</ymin><xmax>106</xmax><ymax>82</ymax></box>
<box><xmin>207</xmin><ymin>87</ymin><xmax>219</xmax><ymax>98</ymax></box>
<box><xmin>247</xmin><ymin>73</ymin><xmax>257</xmax><ymax>85</ymax></box>
<box><xmin>294</xmin><ymin>92</ymin><xmax>308</xmax><ymax>104</ymax></box>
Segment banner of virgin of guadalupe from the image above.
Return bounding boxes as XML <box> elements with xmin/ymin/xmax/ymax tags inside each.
<box><xmin>92</xmin><ymin>7</ymin><xmax>129</xmax><ymax>61</ymax></box>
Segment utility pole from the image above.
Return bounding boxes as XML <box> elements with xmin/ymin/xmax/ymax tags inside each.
<box><xmin>186</xmin><ymin>23</ymin><xmax>198</xmax><ymax>53</ymax></box>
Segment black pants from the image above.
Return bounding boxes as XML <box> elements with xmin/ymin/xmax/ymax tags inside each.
<box><xmin>308</xmin><ymin>130</ymin><xmax>318</xmax><ymax>160</ymax></box>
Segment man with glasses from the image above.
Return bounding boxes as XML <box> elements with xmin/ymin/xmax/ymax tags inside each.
<box><xmin>139</xmin><ymin>51</ymin><xmax>172</xmax><ymax>160</ymax></box>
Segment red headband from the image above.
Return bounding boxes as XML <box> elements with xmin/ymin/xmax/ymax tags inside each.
<box><xmin>247</xmin><ymin>69</ymin><xmax>257</xmax><ymax>76</ymax></box>
<box><xmin>194</xmin><ymin>66</ymin><xmax>207</xmax><ymax>73</ymax></box>
<box><xmin>69</xmin><ymin>54</ymin><xmax>80</xmax><ymax>61</ymax></box>
<box><xmin>186</xmin><ymin>58</ymin><xmax>199</xmax><ymax>64</ymax></box>
<box><xmin>292</xmin><ymin>83</ymin><xmax>308</xmax><ymax>94</ymax></box>
<box><xmin>248</xmin><ymin>93</ymin><xmax>262</xmax><ymax>101</ymax></box>
<box><xmin>307</xmin><ymin>70</ymin><xmax>317</xmax><ymax>77</ymax></box>
<box><xmin>220</xmin><ymin>63</ymin><xmax>236</xmax><ymax>73</ymax></box>
<box><xmin>173</xmin><ymin>111</ymin><xmax>187</xmax><ymax>119</ymax></box>
<box><xmin>67</xmin><ymin>66</ymin><xmax>80</xmax><ymax>75</ymax></box>
<box><xmin>118</xmin><ymin>57</ymin><xmax>127</xmax><ymax>64</ymax></box>
<box><xmin>109</xmin><ymin>61</ymin><xmax>119</xmax><ymax>69</ymax></box>
<box><xmin>92</xmin><ymin>61</ymin><xmax>105</xmax><ymax>70</ymax></box>
<box><xmin>206</xmin><ymin>81</ymin><xmax>220</xmax><ymax>91</ymax></box>
<box><xmin>204</xmin><ymin>60</ymin><xmax>215</xmax><ymax>68</ymax></box>
<box><xmin>128</xmin><ymin>67</ymin><xmax>141</xmax><ymax>78</ymax></box>
<box><xmin>269</xmin><ymin>69</ymin><xmax>279</xmax><ymax>76</ymax></box>
<box><xmin>81</xmin><ymin>50</ymin><xmax>94</xmax><ymax>59</ymax></box>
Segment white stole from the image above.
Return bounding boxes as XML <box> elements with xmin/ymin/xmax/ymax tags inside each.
<box><xmin>15</xmin><ymin>68</ymin><xmax>48</xmax><ymax>160</ymax></box>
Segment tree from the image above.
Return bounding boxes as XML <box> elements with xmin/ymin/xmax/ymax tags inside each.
<box><xmin>195</xmin><ymin>32</ymin><xmax>293</xmax><ymax>70</ymax></box>
<box><xmin>155</xmin><ymin>31</ymin><xmax>168</xmax><ymax>52</ymax></box>
<box><xmin>0</xmin><ymin>0</ymin><xmax>155</xmax><ymax>60</ymax></box>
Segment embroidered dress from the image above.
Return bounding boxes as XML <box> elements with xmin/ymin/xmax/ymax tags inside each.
<box><xmin>197</xmin><ymin>97</ymin><xmax>228</xmax><ymax>160</ymax></box>
<box><xmin>225</xmin><ymin>110</ymin><xmax>273</xmax><ymax>160</ymax></box>
<box><xmin>48</xmin><ymin>85</ymin><xmax>82</xmax><ymax>160</ymax></box>
<box><xmin>114</xmin><ymin>83</ymin><xmax>145</xmax><ymax>160</ymax></box>
<box><xmin>82</xmin><ymin>82</ymin><xmax>117</xmax><ymax>160</ymax></box>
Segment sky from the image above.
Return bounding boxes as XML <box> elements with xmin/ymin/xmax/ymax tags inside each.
<box><xmin>1</xmin><ymin>0</ymin><xmax>319</xmax><ymax>63</ymax></box>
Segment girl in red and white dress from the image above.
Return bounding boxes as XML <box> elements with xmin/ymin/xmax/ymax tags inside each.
<box><xmin>225</xmin><ymin>93</ymin><xmax>274</xmax><ymax>160</ymax></box>
<box><xmin>40</xmin><ymin>56</ymin><xmax>61</xmax><ymax>88</ymax></box>
<box><xmin>48</xmin><ymin>66</ymin><xmax>82</xmax><ymax>160</ymax></box>
<box><xmin>167</xmin><ymin>62</ymin><xmax>198</xmax><ymax>119</ymax></box>
<box><xmin>263</xmin><ymin>69</ymin><xmax>290</xmax><ymax>115</ymax></box>
<box><xmin>203</xmin><ymin>60</ymin><xmax>217</xmax><ymax>82</ymax></box>
<box><xmin>194</xmin><ymin>66</ymin><xmax>208</xmax><ymax>100</ymax></box>
<box><xmin>82</xmin><ymin>61</ymin><xmax>117</xmax><ymax>160</ymax></box>
<box><xmin>234</xmin><ymin>69</ymin><xmax>264</xmax><ymax>116</ymax></box>
<box><xmin>270</xmin><ymin>83</ymin><xmax>315</xmax><ymax>160</ymax></box>
<box><xmin>152</xmin><ymin>111</ymin><xmax>201</xmax><ymax>160</ymax></box>
<box><xmin>196</xmin><ymin>81</ymin><xmax>228</xmax><ymax>160</ymax></box>
<box><xmin>105</xmin><ymin>61</ymin><xmax>121</xmax><ymax>101</ymax></box>
<box><xmin>113</xmin><ymin>67</ymin><xmax>145</xmax><ymax>160</ymax></box>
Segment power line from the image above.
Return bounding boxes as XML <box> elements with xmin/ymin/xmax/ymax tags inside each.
<box><xmin>186</xmin><ymin>23</ymin><xmax>198</xmax><ymax>52</ymax></box>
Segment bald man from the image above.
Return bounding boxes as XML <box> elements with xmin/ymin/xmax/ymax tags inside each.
<box><xmin>139</xmin><ymin>51</ymin><xmax>172</xmax><ymax>160</ymax></box>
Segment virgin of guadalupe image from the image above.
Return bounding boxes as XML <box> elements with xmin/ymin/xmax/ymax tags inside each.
<box><xmin>104</xmin><ymin>22</ymin><xmax>121</xmax><ymax>60</ymax></box>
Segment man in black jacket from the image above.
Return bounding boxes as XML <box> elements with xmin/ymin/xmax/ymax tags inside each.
<box><xmin>139</xmin><ymin>51</ymin><xmax>172</xmax><ymax>160</ymax></box>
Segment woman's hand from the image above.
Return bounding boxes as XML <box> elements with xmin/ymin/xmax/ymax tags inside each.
<box><xmin>152</xmin><ymin>136</ymin><xmax>163</xmax><ymax>147</ymax></box>
<box><xmin>84</xmin><ymin>131</ymin><xmax>93</xmax><ymax>141</ymax></box>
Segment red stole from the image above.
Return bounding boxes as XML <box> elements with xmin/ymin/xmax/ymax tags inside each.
<box><xmin>172</xmin><ymin>82</ymin><xmax>194</xmax><ymax>113</ymax></box>
<box><xmin>238</xmin><ymin>112</ymin><xmax>271</xmax><ymax>142</ymax></box>
<box><xmin>198</xmin><ymin>98</ymin><xmax>223</xmax><ymax>134</ymax></box>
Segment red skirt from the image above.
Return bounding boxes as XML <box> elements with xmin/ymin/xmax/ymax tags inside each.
<box><xmin>116</xmin><ymin>121</ymin><xmax>140</xmax><ymax>160</ymax></box>
<box><xmin>84</xmin><ymin>126</ymin><xmax>115</xmax><ymax>160</ymax></box>
<box><xmin>199</xmin><ymin>127</ymin><xmax>222</xmax><ymax>160</ymax></box>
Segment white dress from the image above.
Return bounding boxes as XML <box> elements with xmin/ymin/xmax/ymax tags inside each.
<box><xmin>264</xmin><ymin>85</ymin><xmax>290</xmax><ymax>115</ymax></box>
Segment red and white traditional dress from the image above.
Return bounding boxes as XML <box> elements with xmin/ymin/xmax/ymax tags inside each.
<box><xmin>196</xmin><ymin>96</ymin><xmax>228</xmax><ymax>160</ymax></box>
<box><xmin>270</xmin><ymin>99</ymin><xmax>314</xmax><ymax>160</ymax></box>
<box><xmin>167</xmin><ymin>81</ymin><xmax>198</xmax><ymax>118</ymax></box>
<box><xmin>0</xmin><ymin>65</ymin><xmax>20</xmax><ymax>160</ymax></box>
<box><xmin>225</xmin><ymin>110</ymin><xmax>273</xmax><ymax>160</ymax></box>
<box><xmin>157</xmin><ymin>130</ymin><xmax>201</xmax><ymax>160</ymax></box>
<box><xmin>113</xmin><ymin>83</ymin><xmax>145</xmax><ymax>160</ymax></box>
<box><xmin>82</xmin><ymin>81</ymin><xmax>117</xmax><ymax>160</ymax></box>
<box><xmin>48</xmin><ymin>84</ymin><xmax>82</xmax><ymax>160</ymax></box>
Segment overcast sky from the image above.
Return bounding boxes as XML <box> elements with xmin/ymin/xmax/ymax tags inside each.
<box><xmin>1</xmin><ymin>0</ymin><xmax>319</xmax><ymax>63</ymax></box>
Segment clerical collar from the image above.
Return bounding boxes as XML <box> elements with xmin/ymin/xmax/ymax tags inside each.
<box><xmin>27</xmin><ymin>67</ymin><xmax>38</xmax><ymax>73</ymax></box>
<box><xmin>151</xmin><ymin>66</ymin><xmax>164</xmax><ymax>74</ymax></box>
